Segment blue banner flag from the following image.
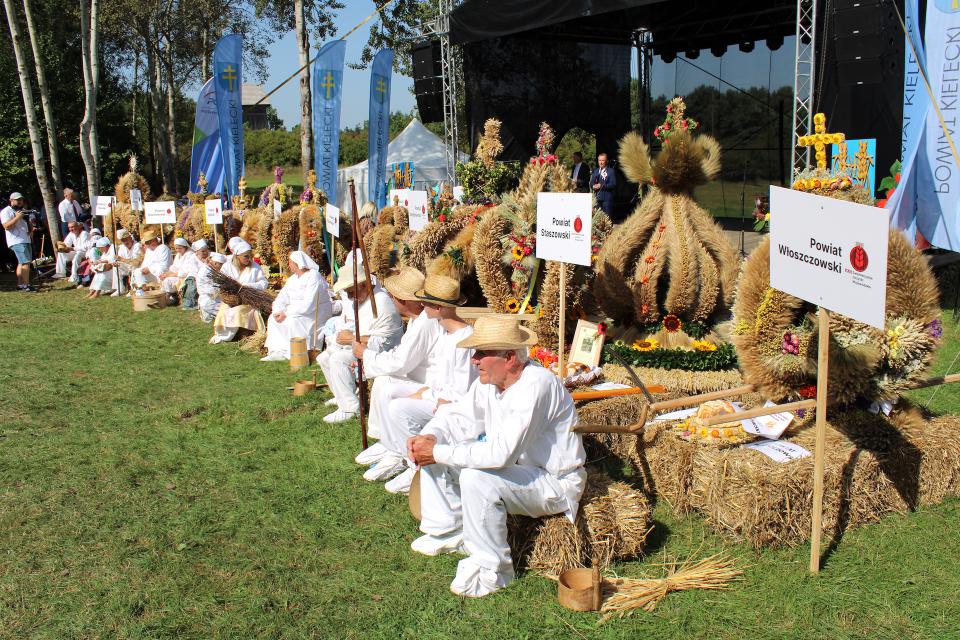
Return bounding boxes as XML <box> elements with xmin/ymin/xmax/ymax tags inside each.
<box><xmin>312</xmin><ymin>41</ymin><xmax>346</xmax><ymax>207</ymax></box>
<box><xmin>213</xmin><ymin>34</ymin><xmax>244</xmax><ymax>202</ymax></box>
<box><xmin>368</xmin><ymin>49</ymin><xmax>394</xmax><ymax>207</ymax></box>
<box><xmin>189</xmin><ymin>78</ymin><xmax>225</xmax><ymax>195</ymax></box>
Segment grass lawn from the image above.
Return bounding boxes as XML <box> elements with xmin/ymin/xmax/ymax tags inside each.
<box><xmin>1</xmin><ymin>281</ymin><xmax>959</xmax><ymax>639</ymax></box>
<box><xmin>694</xmin><ymin>180</ymin><xmax>774</xmax><ymax>218</ymax></box>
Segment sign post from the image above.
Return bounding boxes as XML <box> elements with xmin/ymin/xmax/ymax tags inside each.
<box><xmin>204</xmin><ymin>199</ymin><xmax>224</xmax><ymax>253</ymax></box>
<box><xmin>768</xmin><ymin>185</ymin><xmax>889</xmax><ymax>574</ymax></box>
<box><xmin>144</xmin><ymin>201</ymin><xmax>177</xmax><ymax>245</ymax></box>
<box><xmin>536</xmin><ymin>192</ymin><xmax>592</xmax><ymax>378</ymax></box>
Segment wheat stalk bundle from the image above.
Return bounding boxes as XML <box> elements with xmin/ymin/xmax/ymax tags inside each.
<box><xmin>209</xmin><ymin>268</ymin><xmax>276</xmax><ymax>315</ymax></box>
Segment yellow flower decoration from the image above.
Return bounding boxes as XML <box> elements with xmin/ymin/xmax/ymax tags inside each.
<box><xmin>887</xmin><ymin>323</ymin><xmax>906</xmax><ymax>360</ymax></box>
<box><xmin>692</xmin><ymin>339</ymin><xmax>718</xmax><ymax>352</ymax></box>
<box><xmin>505</xmin><ymin>298</ymin><xmax>520</xmax><ymax>313</ymax></box>
<box><xmin>632</xmin><ymin>338</ymin><xmax>659</xmax><ymax>352</ymax></box>
<box><xmin>510</xmin><ymin>245</ymin><xmax>524</xmax><ymax>261</ymax></box>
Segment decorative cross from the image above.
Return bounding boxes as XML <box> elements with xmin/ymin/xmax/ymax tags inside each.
<box><xmin>321</xmin><ymin>72</ymin><xmax>336</xmax><ymax>99</ymax></box>
<box><xmin>798</xmin><ymin>113</ymin><xmax>845</xmax><ymax>171</ymax></box>
<box><xmin>221</xmin><ymin>64</ymin><xmax>238</xmax><ymax>92</ymax></box>
<box><xmin>375</xmin><ymin>78</ymin><xmax>387</xmax><ymax>102</ymax></box>
<box><xmin>197</xmin><ymin>171</ymin><xmax>208</xmax><ymax>195</ymax></box>
<box><xmin>306</xmin><ymin>169</ymin><xmax>317</xmax><ymax>192</ymax></box>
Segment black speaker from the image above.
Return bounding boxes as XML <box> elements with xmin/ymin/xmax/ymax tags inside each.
<box><xmin>836</xmin><ymin>59</ymin><xmax>884</xmax><ymax>85</ymax></box>
<box><xmin>414</xmin><ymin>76</ymin><xmax>442</xmax><ymax>95</ymax></box>
<box><xmin>412</xmin><ymin>40</ymin><xmax>442</xmax><ymax>81</ymax></box>
<box><xmin>416</xmin><ymin>91</ymin><xmax>444</xmax><ymax>123</ymax></box>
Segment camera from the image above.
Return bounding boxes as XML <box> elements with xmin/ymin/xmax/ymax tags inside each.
<box><xmin>21</xmin><ymin>208</ymin><xmax>41</xmax><ymax>227</ymax></box>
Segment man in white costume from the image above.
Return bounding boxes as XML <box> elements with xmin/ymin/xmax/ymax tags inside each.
<box><xmin>161</xmin><ymin>237</ymin><xmax>201</xmax><ymax>308</ymax></box>
<box><xmin>261</xmin><ymin>251</ymin><xmax>333</xmax><ymax>361</ymax></box>
<box><xmin>364</xmin><ymin>275</ymin><xmax>476</xmax><ymax>494</ymax></box>
<box><xmin>115</xmin><ymin>229</ymin><xmax>142</xmax><ymax>296</ymax></box>
<box><xmin>317</xmin><ymin>268</ymin><xmax>403</xmax><ymax>424</ymax></box>
<box><xmin>54</xmin><ymin>221</ymin><xmax>87</xmax><ymax>279</ymax></box>
<box><xmin>131</xmin><ymin>231</ymin><xmax>171</xmax><ymax>289</ymax></box>
<box><xmin>351</xmin><ymin>267</ymin><xmax>440</xmax><ymax>465</ymax></box>
<box><xmin>408</xmin><ymin>316</ymin><xmax>587</xmax><ymax>598</ymax></box>
<box><xmin>197</xmin><ymin>252</ymin><xmax>226</xmax><ymax>321</ymax></box>
<box><xmin>210</xmin><ymin>240</ymin><xmax>269</xmax><ymax>343</ymax></box>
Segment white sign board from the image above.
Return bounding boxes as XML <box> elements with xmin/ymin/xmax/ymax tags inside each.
<box><xmin>95</xmin><ymin>196</ymin><xmax>115</xmax><ymax>217</ymax></box>
<box><xmin>452</xmin><ymin>186</ymin><xmax>465</xmax><ymax>202</ymax></box>
<box><xmin>389</xmin><ymin>188</ymin><xmax>411</xmax><ymax>207</ymax></box>
<box><xmin>325</xmin><ymin>203</ymin><xmax>340</xmax><ymax>238</ymax></box>
<box><xmin>204</xmin><ymin>199</ymin><xmax>223</xmax><ymax>225</ymax></box>
<box><xmin>407</xmin><ymin>190</ymin><xmax>430</xmax><ymax>231</ymax></box>
<box><xmin>769</xmin><ymin>186</ymin><xmax>888</xmax><ymax>329</ymax></box>
<box><xmin>144</xmin><ymin>201</ymin><xmax>177</xmax><ymax>224</ymax></box>
<box><xmin>129</xmin><ymin>189</ymin><xmax>143</xmax><ymax>211</ymax></box>
<box><xmin>273</xmin><ymin>199</ymin><xmax>282</xmax><ymax>216</ymax></box>
<box><xmin>743</xmin><ymin>439</ymin><xmax>811</xmax><ymax>463</ymax></box>
<box><xmin>535</xmin><ymin>192</ymin><xmax>593</xmax><ymax>266</ymax></box>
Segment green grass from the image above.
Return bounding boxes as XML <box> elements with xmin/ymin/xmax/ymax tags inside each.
<box><xmin>694</xmin><ymin>180</ymin><xmax>771</xmax><ymax>218</ymax></box>
<box><xmin>2</xmin><ymin>281</ymin><xmax>960</xmax><ymax>638</ymax></box>
<box><xmin>245</xmin><ymin>165</ymin><xmax>305</xmax><ymax>194</ymax></box>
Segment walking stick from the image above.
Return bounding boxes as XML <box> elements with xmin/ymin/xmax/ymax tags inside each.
<box><xmin>347</xmin><ymin>179</ymin><xmax>370</xmax><ymax>451</ymax></box>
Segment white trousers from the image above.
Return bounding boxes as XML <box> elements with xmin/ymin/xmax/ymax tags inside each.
<box><xmin>199</xmin><ymin>294</ymin><xmax>220</xmax><ymax>322</ymax></box>
<box><xmin>419</xmin><ymin>464</ymin><xmax>569</xmax><ymax>580</ymax></box>
<box><xmin>368</xmin><ymin>377</ymin><xmax>421</xmax><ymax>441</ymax></box>
<box><xmin>380</xmin><ymin>396</ymin><xmax>434</xmax><ymax>456</ymax></box>
<box><xmin>317</xmin><ymin>344</ymin><xmax>359</xmax><ymax>412</ymax></box>
<box><xmin>69</xmin><ymin>252</ymin><xmax>85</xmax><ymax>282</ymax></box>
<box><xmin>264</xmin><ymin>314</ymin><xmax>316</xmax><ymax>358</ymax></box>
<box><xmin>131</xmin><ymin>270</ymin><xmax>159</xmax><ymax>288</ymax></box>
<box><xmin>56</xmin><ymin>251</ymin><xmax>75</xmax><ymax>277</ymax></box>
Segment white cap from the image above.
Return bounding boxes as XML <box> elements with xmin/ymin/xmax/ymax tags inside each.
<box><xmin>173</xmin><ymin>237</ymin><xmax>190</xmax><ymax>248</ymax></box>
<box><xmin>233</xmin><ymin>239</ymin><xmax>252</xmax><ymax>255</ymax></box>
<box><xmin>9</xmin><ymin>192</ymin><xmax>23</xmax><ymax>200</ymax></box>
<box><xmin>191</xmin><ymin>239</ymin><xmax>209</xmax><ymax>251</ymax></box>
<box><xmin>227</xmin><ymin>236</ymin><xmax>243</xmax><ymax>253</ymax></box>
<box><xmin>95</xmin><ymin>237</ymin><xmax>111</xmax><ymax>248</ymax></box>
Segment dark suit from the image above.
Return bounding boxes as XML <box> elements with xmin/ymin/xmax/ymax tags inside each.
<box><xmin>590</xmin><ymin>166</ymin><xmax>617</xmax><ymax>214</ymax></box>
<box><xmin>571</xmin><ymin>162</ymin><xmax>591</xmax><ymax>193</ymax></box>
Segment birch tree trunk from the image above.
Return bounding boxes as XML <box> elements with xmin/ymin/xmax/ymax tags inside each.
<box><xmin>78</xmin><ymin>0</ymin><xmax>98</xmax><ymax>206</ymax></box>
<box><xmin>2</xmin><ymin>0</ymin><xmax>59</xmax><ymax>241</ymax></box>
<box><xmin>165</xmin><ymin>56</ymin><xmax>180</xmax><ymax>193</ymax></box>
<box><xmin>201</xmin><ymin>26</ymin><xmax>208</xmax><ymax>81</ymax></box>
<box><xmin>131</xmin><ymin>49</ymin><xmax>138</xmax><ymax>138</ymax></box>
<box><xmin>87</xmin><ymin>0</ymin><xmax>101</xmax><ymax>191</ymax></box>
<box><xmin>144</xmin><ymin>23</ymin><xmax>172</xmax><ymax>193</ymax></box>
<box><xmin>295</xmin><ymin>0</ymin><xmax>312</xmax><ymax>176</ymax></box>
<box><xmin>22</xmin><ymin>0</ymin><xmax>62</xmax><ymax>196</ymax></box>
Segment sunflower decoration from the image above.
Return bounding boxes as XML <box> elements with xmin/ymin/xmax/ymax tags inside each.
<box><xmin>692</xmin><ymin>339</ymin><xmax>718</xmax><ymax>352</ymax></box>
<box><xmin>505</xmin><ymin>298</ymin><xmax>521</xmax><ymax>313</ymax></box>
<box><xmin>632</xmin><ymin>338</ymin><xmax>660</xmax><ymax>352</ymax></box>
<box><xmin>663</xmin><ymin>314</ymin><xmax>682</xmax><ymax>333</ymax></box>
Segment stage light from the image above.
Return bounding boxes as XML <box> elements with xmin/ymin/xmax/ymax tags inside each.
<box><xmin>766</xmin><ymin>35</ymin><xmax>784</xmax><ymax>51</ymax></box>
<box><xmin>661</xmin><ymin>51</ymin><xmax>676</xmax><ymax>63</ymax></box>
<box><xmin>739</xmin><ymin>41</ymin><xmax>755</xmax><ymax>53</ymax></box>
<box><xmin>685</xmin><ymin>48</ymin><xmax>700</xmax><ymax>59</ymax></box>
<box><xmin>710</xmin><ymin>44</ymin><xmax>727</xmax><ymax>57</ymax></box>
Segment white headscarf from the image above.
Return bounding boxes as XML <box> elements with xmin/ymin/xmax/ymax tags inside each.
<box><xmin>90</xmin><ymin>228</ymin><xmax>102</xmax><ymax>237</ymax></box>
<box><xmin>233</xmin><ymin>239</ymin><xmax>252</xmax><ymax>255</ymax></box>
<box><xmin>95</xmin><ymin>237</ymin><xmax>111</xmax><ymax>248</ymax></box>
<box><xmin>209</xmin><ymin>252</ymin><xmax>227</xmax><ymax>264</ymax></box>
<box><xmin>191</xmin><ymin>239</ymin><xmax>208</xmax><ymax>251</ymax></box>
<box><xmin>227</xmin><ymin>236</ymin><xmax>243</xmax><ymax>253</ymax></box>
<box><xmin>174</xmin><ymin>237</ymin><xmax>190</xmax><ymax>248</ymax></box>
<box><xmin>289</xmin><ymin>250</ymin><xmax>319</xmax><ymax>271</ymax></box>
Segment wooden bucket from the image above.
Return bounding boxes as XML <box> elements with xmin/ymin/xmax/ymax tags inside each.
<box><xmin>408</xmin><ymin>468</ymin><xmax>421</xmax><ymax>521</ymax></box>
<box><xmin>557</xmin><ymin>567</ymin><xmax>603</xmax><ymax>612</ymax></box>
<box><xmin>292</xmin><ymin>371</ymin><xmax>319</xmax><ymax>396</ymax></box>
<box><xmin>132</xmin><ymin>290</ymin><xmax>168</xmax><ymax>312</ymax></box>
<box><xmin>289</xmin><ymin>337</ymin><xmax>309</xmax><ymax>371</ymax></box>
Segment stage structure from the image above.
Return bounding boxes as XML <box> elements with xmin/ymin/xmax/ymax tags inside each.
<box><xmin>417</xmin><ymin>0</ymin><xmax>462</xmax><ymax>185</ymax></box>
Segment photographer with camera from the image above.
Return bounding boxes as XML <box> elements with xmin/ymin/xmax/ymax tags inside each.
<box><xmin>1</xmin><ymin>192</ymin><xmax>36</xmax><ymax>292</ymax></box>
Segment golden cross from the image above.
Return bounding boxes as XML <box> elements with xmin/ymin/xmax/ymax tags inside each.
<box><xmin>797</xmin><ymin>113</ymin><xmax>845</xmax><ymax>171</ymax></box>
<box><xmin>375</xmin><ymin>78</ymin><xmax>387</xmax><ymax>99</ymax></box>
<box><xmin>221</xmin><ymin>64</ymin><xmax>238</xmax><ymax>92</ymax></box>
<box><xmin>321</xmin><ymin>72</ymin><xmax>336</xmax><ymax>99</ymax></box>
<box><xmin>306</xmin><ymin>169</ymin><xmax>317</xmax><ymax>192</ymax></box>
<box><xmin>197</xmin><ymin>171</ymin><xmax>208</xmax><ymax>194</ymax></box>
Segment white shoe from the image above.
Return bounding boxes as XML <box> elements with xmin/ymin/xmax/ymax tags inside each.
<box><xmin>110</xmin><ymin>290</ymin><xmax>120</xmax><ymax>297</ymax></box>
<box><xmin>355</xmin><ymin>442</ymin><xmax>388</xmax><ymax>465</ymax></box>
<box><xmin>385</xmin><ymin>466</ymin><xmax>416</xmax><ymax>495</ymax></box>
<box><xmin>449</xmin><ymin>559</ymin><xmax>512</xmax><ymax>597</ymax></box>
<box><xmin>411</xmin><ymin>532</ymin><xmax>465</xmax><ymax>557</ymax></box>
<box><xmin>362</xmin><ymin>454</ymin><xmax>406</xmax><ymax>481</ymax></box>
<box><xmin>324</xmin><ymin>398</ymin><xmax>339</xmax><ymax>407</ymax></box>
<box><xmin>52</xmin><ymin>274</ymin><xmax>65</xmax><ymax>279</ymax></box>
<box><xmin>260</xmin><ymin>352</ymin><xmax>286</xmax><ymax>362</ymax></box>
<box><xmin>323</xmin><ymin>409</ymin><xmax>357</xmax><ymax>424</ymax></box>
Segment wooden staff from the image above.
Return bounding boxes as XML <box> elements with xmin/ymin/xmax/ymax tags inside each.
<box><xmin>810</xmin><ymin>307</ymin><xmax>830</xmax><ymax>575</ymax></box>
<box><xmin>110</xmin><ymin>203</ymin><xmax>120</xmax><ymax>293</ymax></box>
<box><xmin>557</xmin><ymin>262</ymin><xmax>567</xmax><ymax>379</ymax></box>
<box><xmin>347</xmin><ymin>179</ymin><xmax>370</xmax><ymax>451</ymax></box>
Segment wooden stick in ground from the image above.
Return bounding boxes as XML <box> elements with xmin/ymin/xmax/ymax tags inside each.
<box><xmin>110</xmin><ymin>206</ymin><xmax>119</xmax><ymax>293</ymax></box>
<box><xmin>698</xmin><ymin>398</ymin><xmax>817</xmax><ymax>426</ymax></box>
<box><xmin>810</xmin><ymin>306</ymin><xmax>830</xmax><ymax>574</ymax></box>
<box><xmin>354</xmin><ymin>204</ymin><xmax>377</xmax><ymax>319</ymax></box>
<box><xmin>347</xmin><ymin>179</ymin><xmax>369</xmax><ymax>451</ymax></box>
<box><xmin>557</xmin><ymin>262</ymin><xmax>567</xmax><ymax>379</ymax></box>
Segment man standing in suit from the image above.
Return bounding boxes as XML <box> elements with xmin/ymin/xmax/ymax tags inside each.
<box><xmin>590</xmin><ymin>153</ymin><xmax>617</xmax><ymax>215</ymax></box>
<box><xmin>570</xmin><ymin>152</ymin><xmax>590</xmax><ymax>193</ymax></box>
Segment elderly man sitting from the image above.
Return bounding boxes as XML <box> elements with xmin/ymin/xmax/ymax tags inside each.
<box><xmin>115</xmin><ymin>229</ymin><xmax>142</xmax><ymax>295</ymax></box>
<box><xmin>132</xmin><ymin>231</ymin><xmax>171</xmax><ymax>290</ymax></box>
<box><xmin>317</xmin><ymin>267</ymin><xmax>403</xmax><ymax>424</ymax></box>
<box><xmin>55</xmin><ymin>221</ymin><xmax>88</xmax><ymax>280</ymax></box>
<box><xmin>407</xmin><ymin>316</ymin><xmax>587</xmax><ymax>598</ymax></box>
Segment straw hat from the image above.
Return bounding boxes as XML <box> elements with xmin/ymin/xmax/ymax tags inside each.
<box><xmin>383</xmin><ymin>267</ymin><xmax>425</xmax><ymax>301</ymax></box>
<box><xmin>141</xmin><ymin>230</ymin><xmax>159</xmax><ymax>243</ymax></box>
<box><xmin>117</xmin><ymin>229</ymin><xmax>131</xmax><ymax>240</ymax></box>
<box><xmin>457</xmin><ymin>315</ymin><xmax>538</xmax><ymax>350</ymax></box>
<box><xmin>416</xmin><ymin>275</ymin><xmax>467</xmax><ymax>307</ymax></box>
<box><xmin>332</xmin><ymin>267</ymin><xmax>369</xmax><ymax>293</ymax></box>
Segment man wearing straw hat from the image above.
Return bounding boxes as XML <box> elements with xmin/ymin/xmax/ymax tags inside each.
<box><xmin>317</xmin><ymin>266</ymin><xmax>403</xmax><ymax>424</ymax></box>
<box><xmin>352</xmin><ymin>266</ymin><xmax>441</xmax><ymax>466</ymax></box>
<box><xmin>408</xmin><ymin>315</ymin><xmax>587</xmax><ymax>598</ymax></box>
<box><xmin>114</xmin><ymin>229</ymin><xmax>142</xmax><ymax>296</ymax></box>
<box><xmin>131</xmin><ymin>231</ymin><xmax>171</xmax><ymax>290</ymax></box>
<box><xmin>364</xmin><ymin>274</ymin><xmax>476</xmax><ymax>494</ymax></box>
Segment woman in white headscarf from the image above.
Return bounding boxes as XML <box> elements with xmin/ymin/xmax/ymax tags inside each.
<box><xmin>86</xmin><ymin>237</ymin><xmax>116</xmax><ymax>298</ymax></box>
<box><xmin>197</xmin><ymin>251</ymin><xmax>227</xmax><ymax>322</ymax></box>
<box><xmin>261</xmin><ymin>251</ymin><xmax>333</xmax><ymax>361</ymax></box>
<box><xmin>210</xmin><ymin>240</ymin><xmax>269</xmax><ymax>344</ymax></box>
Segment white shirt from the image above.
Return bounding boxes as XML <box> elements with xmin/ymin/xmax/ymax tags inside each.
<box><xmin>58</xmin><ymin>199</ymin><xmax>82</xmax><ymax>224</ymax></box>
<box><xmin>118</xmin><ymin>241</ymin><xmax>142</xmax><ymax>263</ymax></box>
<box><xmin>141</xmin><ymin>244</ymin><xmax>172</xmax><ymax>279</ymax></box>
<box><xmin>345</xmin><ymin>289</ymin><xmax>403</xmax><ymax>353</ymax></box>
<box><xmin>196</xmin><ymin>263</ymin><xmax>219</xmax><ymax>297</ymax></box>
<box><xmin>1</xmin><ymin>206</ymin><xmax>30</xmax><ymax>247</ymax></box>
<box><xmin>422</xmin><ymin>324</ymin><xmax>476</xmax><ymax>404</ymax></box>
<box><xmin>170</xmin><ymin>250</ymin><xmax>201</xmax><ymax>279</ymax></box>
<box><xmin>424</xmin><ymin>364</ymin><xmax>587</xmax><ymax>521</ymax></box>
<box><xmin>221</xmin><ymin>259</ymin><xmax>268</xmax><ymax>289</ymax></box>
<box><xmin>63</xmin><ymin>229</ymin><xmax>88</xmax><ymax>252</ymax></box>
<box><xmin>571</xmin><ymin>162</ymin><xmax>584</xmax><ymax>181</ymax></box>
<box><xmin>362</xmin><ymin>310</ymin><xmax>442</xmax><ymax>384</ymax></box>
<box><xmin>272</xmin><ymin>269</ymin><xmax>331</xmax><ymax>319</ymax></box>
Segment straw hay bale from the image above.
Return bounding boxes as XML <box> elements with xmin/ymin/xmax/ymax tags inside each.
<box><xmin>508</xmin><ymin>470</ymin><xmax>652</xmax><ymax>577</ymax></box>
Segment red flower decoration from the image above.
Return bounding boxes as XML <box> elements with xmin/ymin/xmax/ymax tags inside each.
<box><xmin>662</xmin><ymin>314</ymin><xmax>682</xmax><ymax>332</ymax></box>
<box><xmin>798</xmin><ymin>384</ymin><xmax>817</xmax><ymax>399</ymax></box>
<box><xmin>658</xmin><ymin>224</ymin><xmax>666</xmax><ymax>232</ymax></box>
<box><xmin>640</xmin><ymin>275</ymin><xmax>649</xmax><ymax>284</ymax></box>
<box><xmin>597</xmin><ymin>323</ymin><xmax>606</xmax><ymax>335</ymax></box>
<box><xmin>641</xmin><ymin>304</ymin><xmax>650</xmax><ymax>314</ymax></box>
<box><xmin>644</xmin><ymin>256</ymin><xmax>655</xmax><ymax>264</ymax></box>
<box><xmin>438</xmin><ymin>214</ymin><xmax>446</xmax><ymax>222</ymax></box>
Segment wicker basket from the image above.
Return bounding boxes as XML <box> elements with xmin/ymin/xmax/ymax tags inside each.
<box><xmin>132</xmin><ymin>290</ymin><xmax>168</xmax><ymax>311</ymax></box>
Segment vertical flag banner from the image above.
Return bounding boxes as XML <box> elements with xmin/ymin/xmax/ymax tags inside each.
<box><xmin>914</xmin><ymin>2</ymin><xmax>960</xmax><ymax>250</ymax></box>
<box><xmin>189</xmin><ymin>78</ymin><xmax>225</xmax><ymax>195</ymax></box>
<box><xmin>368</xmin><ymin>49</ymin><xmax>394</xmax><ymax>207</ymax></box>
<box><xmin>213</xmin><ymin>34</ymin><xmax>244</xmax><ymax>202</ymax></box>
<box><xmin>887</xmin><ymin>0</ymin><xmax>929</xmax><ymax>243</ymax></box>
<box><xmin>312</xmin><ymin>40</ymin><xmax>346</xmax><ymax>275</ymax></box>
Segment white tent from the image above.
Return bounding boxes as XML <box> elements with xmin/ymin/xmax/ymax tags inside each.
<box><xmin>335</xmin><ymin>118</ymin><xmax>469</xmax><ymax>210</ymax></box>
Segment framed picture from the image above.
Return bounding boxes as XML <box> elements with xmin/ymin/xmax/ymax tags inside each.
<box><xmin>569</xmin><ymin>320</ymin><xmax>605</xmax><ymax>368</ymax></box>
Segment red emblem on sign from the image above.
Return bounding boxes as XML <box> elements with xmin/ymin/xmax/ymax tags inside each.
<box><xmin>573</xmin><ymin>216</ymin><xmax>583</xmax><ymax>233</ymax></box>
<box><xmin>850</xmin><ymin>244</ymin><xmax>868</xmax><ymax>272</ymax></box>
